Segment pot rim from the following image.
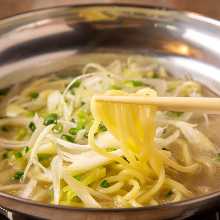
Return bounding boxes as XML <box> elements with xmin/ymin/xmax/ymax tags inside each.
<box><xmin>0</xmin><ymin>3</ymin><xmax>220</xmax><ymax>213</ymax></box>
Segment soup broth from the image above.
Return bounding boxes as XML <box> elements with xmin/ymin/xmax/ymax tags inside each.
<box><xmin>0</xmin><ymin>56</ymin><xmax>219</xmax><ymax>208</ymax></box>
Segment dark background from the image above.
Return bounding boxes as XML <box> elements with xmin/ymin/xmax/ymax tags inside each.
<box><xmin>1</xmin><ymin>0</ymin><xmax>220</xmax><ymax>20</ymax></box>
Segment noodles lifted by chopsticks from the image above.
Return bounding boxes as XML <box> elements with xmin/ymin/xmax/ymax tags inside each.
<box><xmin>89</xmin><ymin>88</ymin><xmax>197</xmax><ymax>205</ymax></box>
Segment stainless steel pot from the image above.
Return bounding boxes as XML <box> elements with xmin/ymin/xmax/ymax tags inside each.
<box><xmin>0</xmin><ymin>4</ymin><xmax>220</xmax><ymax>220</ymax></box>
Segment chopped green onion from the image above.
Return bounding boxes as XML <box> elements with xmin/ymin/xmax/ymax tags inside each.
<box><xmin>61</xmin><ymin>134</ymin><xmax>75</xmax><ymax>143</ymax></box>
<box><xmin>167</xmin><ymin>111</ymin><xmax>184</xmax><ymax>117</ymax></box>
<box><xmin>76</xmin><ymin>117</ymin><xmax>86</xmax><ymax>129</ymax></box>
<box><xmin>16</xmin><ymin>127</ymin><xmax>28</xmax><ymax>140</ymax></box>
<box><xmin>132</xmin><ymin>80</ymin><xmax>144</xmax><ymax>87</ymax></box>
<box><xmin>98</xmin><ymin>123</ymin><xmax>107</xmax><ymax>132</ymax></box>
<box><xmin>111</xmin><ymin>84</ymin><xmax>122</xmax><ymax>90</ymax></box>
<box><xmin>70</xmin><ymin>80</ymin><xmax>81</xmax><ymax>89</ymax></box>
<box><xmin>24</xmin><ymin>146</ymin><xmax>30</xmax><ymax>154</ymax></box>
<box><xmin>14</xmin><ymin>151</ymin><xmax>22</xmax><ymax>159</ymax></box>
<box><xmin>74</xmin><ymin>175</ymin><xmax>81</xmax><ymax>181</ymax></box>
<box><xmin>0</xmin><ymin>87</ymin><xmax>10</xmax><ymax>96</ymax></box>
<box><xmin>69</xmin><ymin>127</ymin><xmax>80</xmax><ymax>136</ymax></box>
<box><xmin>100</xmin><ymin>180</ymin><xmax>110</xmax><ymax>188</ymax></box>
<box><xmin>52</xmin><ymin>123</ymin><xmax>63</xmax><ymax>134</ymax></box>
<box><xmin>75</xmin><ymin>110</ymin><xmax>92</xmax><ymax>129</ymax></box>
<box><xmin>13</xmin><ymin>171</ymin><xmax>24</xmax><ymax>180</ymax></box>
<box><xmin>29</xmin><ymin>122</ymin><xmax>36</xmax><ymax>132</ymax></box>
<box><xmin>164</xmin><ymin>190</ymin><xmax>173</xmax><ymax>198</ymax></box>
<box><xmin>70</xmin><ymin>80</ymin><xmax>81</xmax><ymax>94</ymax></box>
<box><xmin>106</xmin><ymin>147</ymin><xmax>117</xmax><ymax>152</ymax></box>
<box><xmin>29</xmin><ymin>91</ymin><xmax>39</xmax><ymax>99</ymax></box>
<box><xmin>77</xmin><ymin>119</ymin><xmax>86</xmax><ymax>129</ymax></box>
<box><xmin>38</xmin><ymin>154</ymin><xmax>51</xmax><ymax>162</ymax></box>
<box><xmin>38</xmin><ymin>154</ymin><xmax>52</xmax><ymax>167</ymax></box>
<box><xmin>126</xmin><ymin>80</ymin><xmax>144</xmax><ymax>87</ymax></box>
<box><xmin>26</xmin><ymin>111</ymin><xmax>35</xmax><ymax>117</ymax></box>
<box><xmin>44</xmin><ymin>113</ymin><xmax>58</xmax><ymax>126</ymax></box>
<box><xmin>77</xmin><ymin>111</ymin><xmax>86</xmax><ymax>120</ymax></box>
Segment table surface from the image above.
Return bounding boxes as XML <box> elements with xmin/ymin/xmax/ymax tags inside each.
<box><xmin>0</xmin><ymin>0</ymin><xmax>220</xmax><ymax>20</ymax></box>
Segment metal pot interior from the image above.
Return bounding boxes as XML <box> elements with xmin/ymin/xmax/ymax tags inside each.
<box><xmin>0</xmin><ymin>4</ymin><xmax>220</xmax><ymax>220</ymax></box>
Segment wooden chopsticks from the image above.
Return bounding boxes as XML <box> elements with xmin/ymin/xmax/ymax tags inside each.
<box><xmin>93</xmin><ymin>96</ymin><xmax>220</xmax><ymax>114</ymax></box>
